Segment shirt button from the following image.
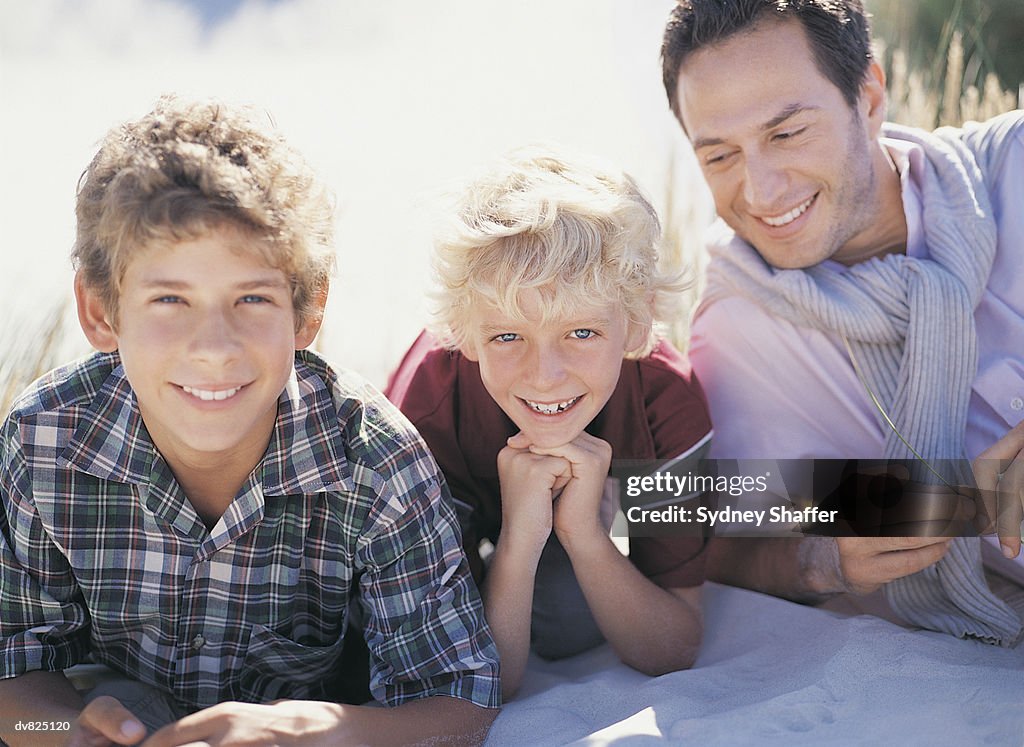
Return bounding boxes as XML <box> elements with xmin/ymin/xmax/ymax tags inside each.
<box><xmin>191</xmin><ymin>634</ymin><xmax>206</xmax><ymax>651</ymax></box>
<box><xmin>1011</xmin><ymin>397</ymin><xmax>1024</xmax><ymax>412</ymax></box>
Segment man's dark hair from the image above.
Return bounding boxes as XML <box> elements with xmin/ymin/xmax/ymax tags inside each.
<box><xmin>661</xmin><ymin>0</ymin><xmax>873</xmax><ymax>121</ymax></box>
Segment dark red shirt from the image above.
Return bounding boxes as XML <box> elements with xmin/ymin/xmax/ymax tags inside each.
<box><xmin>386</xmin><ymin>331</ymin><xmax>713</xmax><ymax>588</ymax></box>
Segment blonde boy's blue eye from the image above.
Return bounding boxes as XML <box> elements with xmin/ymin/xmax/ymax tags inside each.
<box><xmin>571</xmin><ymin>329</ymin><xmax>595</xmax><ymax>340</ymax></box>
<box><xmin>154</xmin><ymin>296</ymin><xmax>182</xmax><ymax>304</ymax></box>
<box><xmin>492</xmin><ymin>333</ymin><xmax>519</xmax><ymax>343</ymax></box>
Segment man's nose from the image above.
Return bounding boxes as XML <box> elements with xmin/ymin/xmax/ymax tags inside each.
<box><xmin>742</xmin><ymin>151</ymin><xmax>789</xmax><ymax>212</ymax></box>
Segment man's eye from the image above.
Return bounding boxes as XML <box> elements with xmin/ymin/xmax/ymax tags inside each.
<box><xmin>704</xmin><ymin>151</ymin><xmax>734</xmax><ymax>167</ymax></box>
<box><xmin>492</xmin><ymin>333</ymin><xmax>520</xmax><ymax>343</ymax></box>
<box><xmin>239</xmin><ymin>295</ymin><xmax>270</xmax><ymax>304</ymax></box>
<box><xmin>774</xmin><ymin>127</ymin><xmax>806</xmax><ymax>141</ymax></box>
<box><xmin>571</xmin><ymin>329</ymin><xmax>596</xmax><ymax>340</ymax></box>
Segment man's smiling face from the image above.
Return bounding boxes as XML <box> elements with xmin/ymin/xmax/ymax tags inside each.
<box><xmin>676</xmin><ymin>17</ymin><xmax>894</xmax><ymax>269</ymax></box>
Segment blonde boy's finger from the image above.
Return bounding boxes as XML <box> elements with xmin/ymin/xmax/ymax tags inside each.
<box><xmin>528</xmin><ymin>442</ymin><xmax>592</xmax><ymax>465</ymax></box>
<box><xmin>531</xmin><ymin>434</ymin><xmax>609</xmax><ymax>459</ymax></box>
<box><xmin>567</xmin><ymin>431</ymin><xmax>605</xmax><ymax>449</ymax></box>
<box><xmin>506</xmin><ymin>432</ymin><xmax>532</xmax><ymax>449</ymax></box>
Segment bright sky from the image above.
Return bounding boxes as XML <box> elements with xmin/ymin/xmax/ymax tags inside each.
<box><xmin>0</xmin><ymin>0</ymin><xmax>711</xmax><ymax>386</ymax></box>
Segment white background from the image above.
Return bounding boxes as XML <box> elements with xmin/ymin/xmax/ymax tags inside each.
<box><xmin>0</xmin><ymin>0</ymin><xmax>712</xmax><ymax>386</ymax></box>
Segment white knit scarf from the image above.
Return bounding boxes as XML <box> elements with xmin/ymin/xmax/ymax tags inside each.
<box><xmin>702</xmin><ymin>122</ymin><xmax>1023</xmax><ymax>646</ymax></box>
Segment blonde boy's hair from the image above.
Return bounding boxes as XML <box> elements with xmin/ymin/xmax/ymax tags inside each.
<box><xmin>72</xmin><ymin>95</ymin><xmax>335</xmax><ymax>328</ymax></box>
<box><xmin>432</xmin><ymin>146</ymin><xmax>688</xmax><ymax>356</ymax></box>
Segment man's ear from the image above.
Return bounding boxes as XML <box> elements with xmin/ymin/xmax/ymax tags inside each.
<box><xmin>294</xmin><ymin>284</ymin><xmax>329</xmax><ymax>350</ymax></box>
<box><xmin>860</xmin><ymin>61</ymin><xmax>888</xmax><ymax>138</ymax></box>
<box><xmin>74</xmin><ymin>272</ymin><xmax>119</xmax><ymax>353</ymax></box>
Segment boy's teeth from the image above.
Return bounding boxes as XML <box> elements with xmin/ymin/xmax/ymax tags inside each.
<box><xmin>762</xmin><ymin>196</ymin><xmax>814</xmax><ymax>227</ymax></box>
<box><xmin>183</xmin><ymin>385</ymin><xmax>242</xmax><ymax>401</ymax></box>
<box><xmin>525</xmin><ymin>396</ymin><xmax>581</xmax><ymax>415</ymax></box>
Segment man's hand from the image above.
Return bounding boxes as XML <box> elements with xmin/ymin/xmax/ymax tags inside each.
<box><xmin>521</xmin><ymin>432</ymin><xmax>612</xmax><ymax>546</ymax></box>
<box><xmin>141</xmin><ymin>701</ymin><xmax>343</xmax><ymax>747</ymax></box>
<box><xmin>973</xmin><ymin>420</ymin><xmax>1024</xmax><ymax>559</ymax></box>
<box><xmin>834</xmin><ymin>536</ymin><xmax>952</xmax><ymax>595</ymax></box>
<box><xmin>496</xmin><ymin>437</ymin><xmax>570</xmax><ymax>553</ymax></box>
<box><xmin>68</xmin><ymin>696</ymin><xmax>146</xmax><ymax>747</ymax></box>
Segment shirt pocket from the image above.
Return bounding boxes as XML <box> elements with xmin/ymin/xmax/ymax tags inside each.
<box><xmin>973</xmin><ymin>359</ymin><xmax>1024</xmax><ymax>427</ymax></box>
<box><xmin>238</xmin><ymin>623</ymin><xmax>346</xmax><ymax>702</ymax></box>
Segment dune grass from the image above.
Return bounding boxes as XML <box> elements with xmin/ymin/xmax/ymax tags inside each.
<box><xmin>2</xmin><ymin>10</ymin><xmax>1019</xmax><ymax>414</ymax></box>
<box><xmin>881</xmin><ymin>33</ymin><xmax>1018</xmax><ymax>129</ymax></box>
<box><xmin>872</xmin><ymin>0</ymin><xmax>1021</xmax><ymax>127</ymax></box>
<box><xmin>0</xmin><ymin>299</ymin><xmax>73</xmax><ymax>416</ymax></box>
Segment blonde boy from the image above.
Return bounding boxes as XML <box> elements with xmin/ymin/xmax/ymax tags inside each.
<box><xmin>387</xmin><ymin>148</ymin><xmax>712</xmax><ymax>696</ymax></box>
<box><xmin>0</xmin><ymin>96</ymin><xmax>499</xmax><ymax>746</ymax></box>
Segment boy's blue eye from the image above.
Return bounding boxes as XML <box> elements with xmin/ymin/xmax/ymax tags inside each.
<box><xmin>239</xmin><ymin>295</ymin><xmax>270</xmax><ymax>304</ymax></box>
<box><xmin>154</xmin><ymin>296</ymin><xmax>182</xmax><ymax>304</ymax></box>
<box><xmin>571</xmin><ymin>329</ymin><xmax>595</xmax><ymax>340</ymax></box>
<box><xmin>492</xmin><ymin>333</ymin><xmax>520</xmax><ymax>343</ymax></box>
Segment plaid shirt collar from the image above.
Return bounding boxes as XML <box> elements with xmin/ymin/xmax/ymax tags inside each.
<box><xmin>59</xmin><ymin>351</ymin><xmax>354</xmax><ymax>498</ymax></box>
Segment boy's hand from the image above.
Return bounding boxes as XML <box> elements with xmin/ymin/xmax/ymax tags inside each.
<box><xmin>69</xmin><ymin>696</ymin><xmax>147</xmax><ymax>746</ymax></box>
<box><xmin>526</xmin><ymin>433</ymin><xmax>612</xmax><ymax>547</ymax></box>
<box><xmin>497</xmin><ymin>439</ymin><xmax>570</xmax><ymax>553</ymax></box>
<box><xmin>140</xmin><ymin>701</ymin><xmax>343</xmax><ymax>746</ymax></box>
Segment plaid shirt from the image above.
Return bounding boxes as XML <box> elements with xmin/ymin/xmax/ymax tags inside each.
<box><xmin>0</xmin><ymin>350</ymin><xmax>499</xmax><ymax>710</ymax></box>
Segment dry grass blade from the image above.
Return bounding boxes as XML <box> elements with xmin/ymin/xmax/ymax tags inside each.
<box><xmin>875</xmin><ymin>2</ymin><xmax>1021</xmax><ymax>128</ymax></box>
<box><xmin>1</xmin><ymin>298</ymin><xmax>72</xmax><ymax>416</ymax></box>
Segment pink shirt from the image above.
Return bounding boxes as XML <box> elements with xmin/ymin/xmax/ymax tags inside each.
<box><xmin>689</xmin><ymin>113</ymin><xmax>1024</xmax><ymax>565</ymax></box>
<box><xmin>691</xmin><ymin>115</ymin><xmax>1024</xmax><ymax>461</ymax></box>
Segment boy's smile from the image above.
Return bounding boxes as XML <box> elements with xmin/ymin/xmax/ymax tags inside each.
<box><xmin>78</xmin><ymin>224</ymin><xmax>321</xmax><ymax>480</ymax></box>
<box><xmin>181</xmin><ymin>384</ymin><xmax>243</xmax><ymax>401</ymax></box>
<box><xmin>522</xmin><ymin>395</ymin><xmax>583</xmax><ymax>416</ymax></box>
<box><xmin>464</xmin><ymin>290</ymin><xmax>644</xmax><ymax>449</ymax></box>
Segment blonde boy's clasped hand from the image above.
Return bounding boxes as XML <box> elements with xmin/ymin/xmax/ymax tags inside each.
<box><xmin>512</xmin><ymin>431</ymin><xmax>613</xmax><ymax>547</ymax></box>
<box><xmin>496</xmin><ymin>439</ymin><xmax>567</xmax><ymax>554</ymax></box>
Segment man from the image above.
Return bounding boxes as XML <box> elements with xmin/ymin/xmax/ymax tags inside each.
<box><xmin>660</xmin><ymin>0</ymin><xmax>1024</xmax><ymax>644</ymax></box>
